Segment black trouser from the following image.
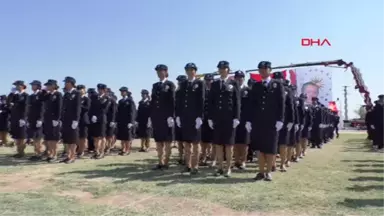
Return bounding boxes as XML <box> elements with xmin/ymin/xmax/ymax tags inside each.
<box><xmin>374</xmin><ymin>127</ymin><xmax>383</xmax><ymax>149</ymax></box>
<box><xmin>88</xmin><ymin>135</ymin><xmax>94</xmax><ymax>151</ymax></box>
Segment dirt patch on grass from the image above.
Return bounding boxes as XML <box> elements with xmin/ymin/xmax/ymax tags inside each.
<box><xmin>0</xmin><ymin>166</ymin><xmax>57</xmax><ymax>193</ymax></box>
<box><xmin>55</xmin><ymin>190</ymin><xmax>300</xmax><ymax>216</ymax></box>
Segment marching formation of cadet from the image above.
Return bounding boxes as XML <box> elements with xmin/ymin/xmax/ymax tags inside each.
<box><xmin>365</xmin><ymin>95</ymin><xmax>384</xmax><ymax>152</ymax></box>
<box><xmin>0</xmin><ymin>61</ymin><xmax>348</xmax><ymax>181</ymax></box>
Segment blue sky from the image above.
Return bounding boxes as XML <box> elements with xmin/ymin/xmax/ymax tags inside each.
<box><xmin>0</xmin><ymin>0</ymin><xmax>383</xmax><ymax>119</ymax></box>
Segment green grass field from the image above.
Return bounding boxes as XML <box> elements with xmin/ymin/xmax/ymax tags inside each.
<box><xmin>0</xmin><ymin>133</ymin><xmax>383</xmax><ymax>216</ymax></box>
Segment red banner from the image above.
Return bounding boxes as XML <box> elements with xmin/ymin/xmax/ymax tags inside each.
<box><xmin>250</xmin><ymin>70</ymin><xmax>297</xmax><ymax>85</ymax></box>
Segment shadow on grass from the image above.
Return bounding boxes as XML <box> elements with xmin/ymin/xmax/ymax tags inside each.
<box><xmin>352</xmin><ymin>164</ymin><xmax>384</xmax><ymax>168</ymax></box>
<box><xmin>341</xmin><ymin>138</ymin><xmax>376</xmax><ymax>152</ymax></box>
<box><xmin>346</xmin><ymin>185</ymin><xmax>384</xmax><ymax>192</ymax></box>
<box><xmin>0</xmin><ymin>154</ymin><xmax>46</xmax><ymax>167</ymax></box>
<box><xmin>59</xmin><ymin>158</ymin><xmax>257</xmax><ymax>186</ymax></box>
<box><xmin>341</xmin><ymin>159</ymin><xmax>384</xmax><ymax>163</ymax></box>
<box><xmin>349</xmin><ymin>176</ymin><xmax>384</xmax><ymax>182</ymax></box>
<box><xmin>353</xmin><ymin>169</ymin><xmax>384</xmax><ymax>174</ymax></box>
<box><xmin>338</xmin><ymin>198</ymin><xmax>384</xmax><ymax>208</ymax></box>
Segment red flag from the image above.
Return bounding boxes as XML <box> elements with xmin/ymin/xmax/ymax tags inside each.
<box><xmin>250</xmin><ymin>69</ymin><xmax>296</xmax><ymax>84</ymax></box>
<box><xmin>328</xmin><ymin>101</ymin><xmax>338</xmax><ymax>112</ymax></box>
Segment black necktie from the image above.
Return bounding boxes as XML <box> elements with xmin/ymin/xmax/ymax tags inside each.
<box><xmin>220</xmin><ymin>80</ymin><xmax>224</xmax><ymax>88</ymax></box>
<box><xmin>263</xmin><ymin>81</ymin><xmax>267</xmax><ymax>87</ymax></box>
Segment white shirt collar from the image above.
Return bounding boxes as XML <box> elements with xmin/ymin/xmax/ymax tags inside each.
<box><xmin>99</xmin><ymin>93</ymin><xmax>105</xmax><ymax>98</ymax></box>
<box><xmin>220</xmin><ymin>77</ymin><xmax>228</xmax><ymax>82</ymax></box>
<box><xmin>188</xmin><ymin>77</ymin><xmax>195</xmax><ymax>82</ymax></box>
<box><xmin>143</xmin><ymin>98</ymin><xmax>149</xmax><ymax>102</ymax></box>
<box><xmin>262</xmin><ymin>77</ymin><xmax>271</xmax><ymax>84</ymax></box>
<box><xmin>122</xmin><ymin>95</ymin><xmax>128</xmax><ymax>99</ymax></box>
<box><xmin>160</xmin><ymin>78</ymin><xmax>167</xmax><ymax>83</ymax></box>
<box><xmin>240</xmin><ymin>84</ymin><xmax>247</xmax><ymax>89</ymax></box>
<box><xmin>81</xmin><ymin>94</ymin><xmax>87</xmax><ymax>98</ymax></box>
<box><xmin>33</xmin><ymin>90</ymin><xmax>40</xmax><ymax>95</ymax></box>
<box><xmin>69</xmin><ymin>88</ymin><xmax>75</xmax><ymax>93</ymax></box>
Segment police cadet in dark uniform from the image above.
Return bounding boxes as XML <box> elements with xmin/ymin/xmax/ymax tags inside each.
<box><xmin>200</xmin><ymin>74</ymin><xmax>214</xmax><ymax>166</ymax></box>
<box><xmin>246</xmin><ymin>61</ymin><xmax>285</xmax><ymax>181</ymax></box>
<box><xmin>76</xmin><ymin>85</ymin><xmax>90</xmax><ymax>158</ymax></box>
<box><xmin>89</xmin><ymin>84</ymin><xmax>111</xmax><ymax>159</ymax></box>
<box><xmin>310</xmin><ymin>97</ymin><xmax>323</xmax><ymax>149</ymax></box>
<box><xmin>333</xmin><ymin>111</ymin><xmax>340</xmax><ymax>138</ymax></box>
<box><xmin>175</xmin><ymin>75</ymin><xmax>187</xmax><ymax>164</ymax></box>
<box><xmin>60</xmin><ymin>77</ymin><xmax>81</xmax><ymax>163</ymax></box>
<box><xmin>136</xmin><ymin>89</ymin><xmax>152</xmax><ymax>152</ymax></box>
<box><xmin>105</xmin><ymin>90</ymin><xmax>117</xmax><ymax>154</ymax></box>
<box><xmin>271</xmin><ymin>72</ymin><xmax>293</xmax><ymax>172</ymax></box>
<box><xmin>293</xmin><ymin>90</ymin><xmax>305</xmax><ymax>162</ymax></box>
<box><xmin>42</xmin><ymin>79</ymin><xmax>63</xmax><ymax>162</ymax></box>
<box><xmin>372</xmin><ymin>95</ymin><xmax>384</xmax><ymax>152</ymax></box>
<box><xmin>175</xmin><ymin>63</ymin><xmax>204</xmax><ymax>174</ymax></box>
<box><xmin>246</xmin><ymin>78</ymin><xmax>256</xmax><ymax>163</ymax></box>
<box><xmin>150</xmin><ymin>64</ymin><xmax>176</xmax><ymax>170</ymax></box>
<box><xmin>116</xmin><ymin>87</ymin><xmax>136</xmax><ymax>155</ymax></box>
<box><xmin>319</xmin><ymin>104</ymin><xmax>327</xmax><ymax>145</ymax></box>
<box><xmin>208</xmin><ymin>61</ymin><xmax>240</xmax><ymax>177</ymax></box>
<box><xmin>287</xmin><ymin>85</ymin><xmax>300</xmax><ymax>164</ymax></box>
<box><xmin>0</xmin><ymin>95</ymin><xmax>10</xmax><ymax>146</ymax></box>
<box><xmin>87</xmin><ymin>88</ymin><xmax>97</xmax><ymax>152</ymax></box>
<box><xmin>27</xmin><ymin>80</ymin><xmax>45</xmax><ymax>160</ymax></box>
<box><xmin>299</xmin><ymin>93</ymin><xmax>312</xmax><ymax>157</ymax></box>
<box><xmin>233</xmin><ymin>70</ymin><xmax>251</xmax><ymax>170</ymax></box>
<box><xmin>365</xmin><ymin>105</ymin><xmax>374</xmax><ymax>144</ymax></box>
<box><xmin>9</xmin><ymin>80</ymin><xmax>29</xmax><ymax>158</ymax></box>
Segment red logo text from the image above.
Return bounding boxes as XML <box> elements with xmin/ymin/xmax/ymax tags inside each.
<box><xmin>301</xmin><ymin>38</ymin><xmax>332</xmax><ymax>47</ymax></box>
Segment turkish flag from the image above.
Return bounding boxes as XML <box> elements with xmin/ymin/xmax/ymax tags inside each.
<box><xmin>250</xmin><ymin>70</ymin><xmax>297</xmax><ymax>85</ymax></box>
<box><xmin>328</xmin><ymin>101</ymin><xmax>338</xmax><ymax>112</ymax></box>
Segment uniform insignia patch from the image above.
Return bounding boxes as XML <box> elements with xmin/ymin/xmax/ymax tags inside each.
<box><xmin>285</xmin><ymin>91</ymin><xmax>287</xmax><ymax>95</ymax></box>
<box><xmin>165</xmin><ymin>85</ymin><xmax>170</xmax><ymax>91</ymax></box>
<box><xmin>193</xmin><ymin>84</ymin><xmax>199</xmax><ymax>89</ymax></box>
<box><xmin>52</xmin><ymin>95</ymin><xmax>56</xmax><ymax>100</ymax></box>
<box><xmin>71</xmin><ymin>94</ymin><xmax>76</xmax><ymax>99</ymax></box>
<box><xmin>273</xmin><ymin>83</ymin><xmax>277</xmax><ymax>88</ymax></box>
<box><xmin>244</xmin><ymin>91</ymin><xmax>248</xmax><ymax>96</ymax></box>
<box><xmin>227</xmin><ymin>84</ymin><xmax>233</xmax><ymax>90</ymax></box>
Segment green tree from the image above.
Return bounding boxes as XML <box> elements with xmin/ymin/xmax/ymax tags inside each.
<box><xmin>354</xmin><ymin>105</ymin><xmax>367</xmax><ymax>119</ymax></box>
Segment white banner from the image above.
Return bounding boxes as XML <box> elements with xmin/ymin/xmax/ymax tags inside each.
<box><xmin>295</xmin><ymin>67</ymin><xmax>333</xmax><ymax>105</ymax></box>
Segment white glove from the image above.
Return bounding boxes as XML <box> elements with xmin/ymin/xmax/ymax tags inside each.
<box><xmin>233</xmin><ymin>119</ymin><xmax>240</xmax><ymax>128</ymax></box>
<box><xmin>167</xmin><ymin>117</ymin><xmax>174</xmax><ymax>128</ymax></box>
<box><xmin>309</xmin><ymin>127</ymin><xmax>312</xmax><ymax>131</ymax></box>
<box><xmin>370</xmin><ymin>125</ymin><xmax>375</xmax><ymax>129</ymax></box>
<box><xmin>176</xmin><ymin>116</ymin><xmax>181</xmax><ymax>128</ymax></box>
<box><xmin>147</xmin><ymin>118</ymin><xmax>152</xmax><ymax>128</ymax></box>
<box><xmin>11</xmin><ymin>87</ymin><xmax>17</xmax><ymax>93</ymax></box>
<box><xmin>294</xmin><ymin>124</ymin><xmax>299</xmax><ymax>132</ymax></box>
<box><xmin>195</xmin><ymin>117</ymin><xmax>202</xmax><ymax>129</ymax></box>
<box><xmin>52</xmin><ymin>120</ymin><xmax>59</xmax><ymax>127</ymax></box>
<box><xmin>208</xmin><ymin>119</ymin><xmax>214</xmax><ymax>129</ymax></box>
<box><xmin>275</xmin><ymin>121</ymin><xmax>284</xmax><ymax>131</ymax></box>
<box><xmin>287</xmin><ymin>122</ymin><xmax>293</xmax><ymax>130</ymax></box>
<box><xmin>245</xmin><ymin>121</ymin><xmax>252</xmax><ymax>132</ymax></box>
<box><xmin>128</xmin><ymin>123</ymin><xmax>133</xmax><ymax>128</ymax></box>
<box><xmin>320</xmin><ymin>124</ymin><xmax>325</xmax><ymax>128</ymax></box>
<box><xmin>19</xmin><ymin>119</ymin><xmax>26</xmax><ymax>127</ymax></box>
<box><xmin>36</xmin><ymin>120</ymin><xmax>42</xmax><ymax>128</ymax></box>
<box><xmin>134</xmin><ymin>121</ymin><xmax>138</xmax><ymax>125</ymax></box>
<box><xmin>300</xmin><ymin>124</ymin><xmax>304</xmax><ymax>130</ymax></box>
<box><xmin>91</xmin><ymin>116</ymin><xmax>97</xmax><ymax>123</ymax></box>
<box><xmin>109</xmin><ymin>122</ymin><xmax>116</xmax><ymax>127</ymax></box>
<box><xmin>71</xmin><ymin>121</ymin><xmax>78</xmax><ymax>129</ymax></box>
